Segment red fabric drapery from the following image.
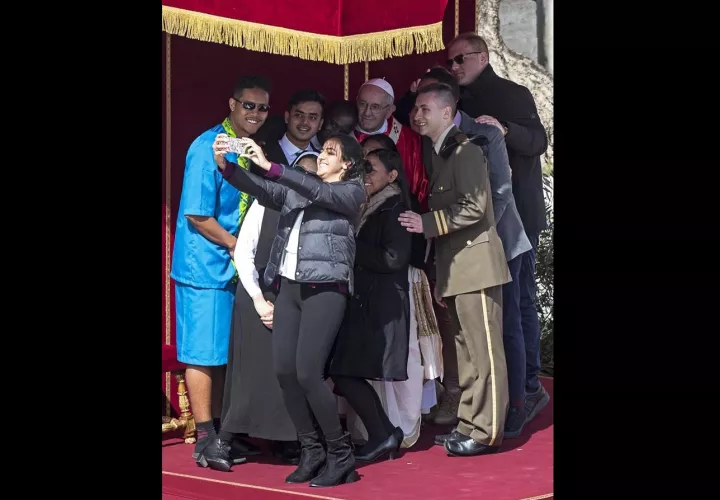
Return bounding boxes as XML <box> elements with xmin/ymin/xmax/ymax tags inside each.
<box><xmin>162</xmin><ymin>0</ymin><xmax>449</xmax><ymax>64</ymax></box>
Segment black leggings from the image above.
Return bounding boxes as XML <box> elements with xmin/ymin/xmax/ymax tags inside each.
<box><xmin>272</xmin><ymin>278</ymin><xmax>347</xmax><ymax>439</ymax></box>
<box><xmin>333</xmin><ymin>376</ymin><xmax>395</xmax><ymax>446</ymax></box>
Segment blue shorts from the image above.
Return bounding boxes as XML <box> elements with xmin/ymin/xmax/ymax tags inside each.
<box><xmin>175</xmin><ymin>282</ymin><xmax>235</xmax><ymax>366</ymax></box>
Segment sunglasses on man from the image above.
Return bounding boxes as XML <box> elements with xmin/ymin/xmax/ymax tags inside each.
<box><xmin>232</xmin><ymin>97</ymin><xmax>270</xmax><ymax>112</ymax></box>
<box><xmin>446</xmin><ymin>51</ymin><xmax>482</xmax><ymax>66</ymax></box>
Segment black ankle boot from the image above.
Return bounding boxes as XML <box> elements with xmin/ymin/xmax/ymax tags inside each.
<box><xmin>196</xmin><ymin>438</ymin><xmax>236</xmax><ymax>472</ymax></box>
<box><xmin>310</xmin><ymin>432</ymin><xmax>359</xmax><ymax>488</ymax></box>
<box><xmin>285</xmin><ymin>431</ymin><xmax>326</xmax><ymax>484</ymax></box>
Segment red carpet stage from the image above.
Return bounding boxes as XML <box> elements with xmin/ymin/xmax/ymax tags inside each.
<box><xmin>162</xmin><ymin>377</ymin><xmax>553</xmax><ymax>500</ymax></box>
<box><xmin>162</xmin><ymin>0</ymin><xmax>480</xmax><ymax>416</ymax></box>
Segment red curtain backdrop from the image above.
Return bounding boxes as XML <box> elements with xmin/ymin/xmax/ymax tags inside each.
<box><xmin>162</xmin><ymin>0</ymin><xmax>478</xmax><ymax>415</ymax></box>
<box><xmin>162</xmin><ymin>0</ymin><xmax>447</xmax><ymax>36</ymax></box>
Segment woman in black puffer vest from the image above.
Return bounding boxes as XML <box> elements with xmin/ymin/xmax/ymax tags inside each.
<box><xmin>213</xmin><ymin>133</ymin><xmax>368</xmax><ymax>488</ymax></box>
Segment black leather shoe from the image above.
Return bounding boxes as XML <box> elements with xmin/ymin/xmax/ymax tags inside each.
<box><xmin>355</xmin><ymin>427</ymin><xmax>403</xmax><ymax>462</ymax></box>
<box><xmin>434</xmin><ymin>428</ymin><xmax>461</xmax><ymax>445</ymax></box>
<box><xmin>444</xmin><ymin>435</ymin><xmax>500</xmax><ymax>457</ymax></box>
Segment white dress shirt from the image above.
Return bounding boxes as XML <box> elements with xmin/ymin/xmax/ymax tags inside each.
<box><xmin>279</xmin><ymin>210</ymin><xmax>304</xmax><ymax>280</ymax></box>
<box><xmin>234</xmin><ymin>200</ymin><xmax>265</xmax><ymax>299</ymax></box>
<box><xmin>280</xmin><ymin>133</ymin><xmax>319</xmax><ymax>165</ymax></box>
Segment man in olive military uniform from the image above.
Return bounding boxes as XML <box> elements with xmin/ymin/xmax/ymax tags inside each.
<box><xmin>399</xmin><ymin>82</ymin><xmax>510</xmax><ymax>456</ymax></box>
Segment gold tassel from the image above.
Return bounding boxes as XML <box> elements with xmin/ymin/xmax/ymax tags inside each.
<box><xmin>162</xmin><ymin>6</ymin><xmax>445</xmax><ymax>65</ymax></box>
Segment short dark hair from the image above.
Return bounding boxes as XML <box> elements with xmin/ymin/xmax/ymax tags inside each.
<box><xmin>233</xmin><ymin>75</ymin><xmax>271</xmax><ymax>98</ymax></box>
<box><xmin>326</xmin><ymin>100</ymin><xmax>358</xmax><ymax>131</ymax></box>
<box><xmin>417</xmin><ymin>82</ymin><xmax>457</xmax><ymax>116</ymax></box>
<box><xmin>420</xmin><ymin>66</ymin><xmax>460</xmax><ymax>102</ymax></box>
<box><xmin>360</xmin><ymin>134</ymin><xmax>397</xmax><ymax>153</ymax></box>
<box><xmin>449</xmin><ymin>33</ymin><xmax>489</xmax><ymax>54</ymax></box>
<box><xmin>287</xmin><ymin>89</ymin><xmax>326</xmax><ymax>116</ymax></box>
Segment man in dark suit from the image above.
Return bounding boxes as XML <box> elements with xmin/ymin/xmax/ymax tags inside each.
<box><xmin>399</xmin><ymin>83</ymin><xmax>510</xmax><ymax>457</ymax></box>
<box><xmin>448</xmin><ymin>33</ymin><xmax>550</xmax><ymax>428</ymax></box>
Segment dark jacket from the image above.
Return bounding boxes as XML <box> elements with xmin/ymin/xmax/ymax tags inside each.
<box><xmin>459</xmin><ymin>64</ymin><xmax>549</xmax><ymax>237</ymax></box>
<box><xmin>329</xmin><ymin>194</ymin><xmax>411</xmax><ymax>381</ymax></box>
<box><xmin>222</xmin><ymin>161</ymin><xmax>366</xmax><ymax>293</ymax></box>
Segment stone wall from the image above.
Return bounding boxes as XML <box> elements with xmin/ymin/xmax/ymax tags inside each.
<box><xmin>499</xmin><ymin>0</ymin><xmax>538</xmax><ymax>62</ymax></box>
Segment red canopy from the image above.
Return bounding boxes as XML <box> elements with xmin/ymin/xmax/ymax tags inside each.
<box><xmin>161</xmin><ymin>0</ymin><xmax>448</xmax><ymax>65</ymax></box>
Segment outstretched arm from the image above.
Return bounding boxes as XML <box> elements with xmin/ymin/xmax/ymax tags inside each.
<box><xmin>223</xmin><ymin>136</ymin><xmax>366</xmax><ymax>218</ymax></box>
<box><xmin>263</xmin><ymin>163</ymin><xmax>366</xmax><ymax>218</ymax></box>
<box><xmin>221</xmin><ymin>162</ymin><xmax>286</xmax><ymax>212</ymax></box>
<box><xmin>213</xmin><ymin>134</ymin><xmax>286</xmax><ymax>211</ymax></box>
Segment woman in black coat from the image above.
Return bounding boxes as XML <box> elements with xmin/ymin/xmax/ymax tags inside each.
<box><xmin>329</xmin><ymin>148</ymin><xmax>422</xmax><ymax>463</ymax></box>
<box><xmin>210</xmin><ymin>133</ymin><xmax>368</xmax><ymax>488</ymax></box>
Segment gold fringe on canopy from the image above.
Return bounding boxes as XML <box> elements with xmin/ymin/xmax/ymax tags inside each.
<box><xmin>162</xmin><ymin>6</ymin><xmax>445</xmax><ymax>65</ymax></box>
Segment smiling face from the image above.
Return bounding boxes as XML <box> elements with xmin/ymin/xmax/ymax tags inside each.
<box><xmin>412</xmin><ymin>91</ymin><xmax>453</xmax><ymax>141</ymax></box>
<box><xmin>316</xmin><ymin>138</ymin><xmax>349</xmax><ymax>182</ymax></box>
<box><xmin>285</xmin><ymin>100</ymin><xmax>323</xmax><ymax>146</ymax></box>
<box><xmin>228</xmin><ymin>87</ymin><xmax>270</xmax><ymax>137</ymax></box>
<box><xmin>365</xmin><ymin>153</ymin><xmax>397</xmax><ymax>196</ymax></box>
<box><xmin>356</xmin><ymin>85</ymin><xmax>395</xmax><ymax>132</ymax></box>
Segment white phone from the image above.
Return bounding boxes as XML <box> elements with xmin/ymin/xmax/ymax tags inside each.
<box><xmin>226</xmin><ymin>137</ymin><xmax>248</xmax><ymax>154</ymax></box>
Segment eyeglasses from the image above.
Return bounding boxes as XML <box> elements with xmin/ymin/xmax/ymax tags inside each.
<box><xmin>233</xmin><ymin>97</ymin><xmax>270</xmax><ymax>112</ymax></box>
<box><xmin>357</xmin><ymin>100</ymin><xmax>391</xmax><ymax>114</ymax></box>
<box><xmin>446</xmin><ymin>51</ymin><xmax>482</xmax><ymax>66</ymax></box>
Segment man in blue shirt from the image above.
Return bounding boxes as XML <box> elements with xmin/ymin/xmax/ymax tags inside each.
<box><xmin>170</xmin><ymin>75</ymin><xmax>271</xmax><ymax>460</ymax></box>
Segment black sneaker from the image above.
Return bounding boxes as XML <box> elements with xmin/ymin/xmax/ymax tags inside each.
<box><xmin>524</xmin><ymin>385</ymin><xmax>550</xmax><ymax>424</ymax></box>
<box><xmin>504</xmin><ymin>405</ymin><xmax>526</xmax><ymax>438</ymax></box>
